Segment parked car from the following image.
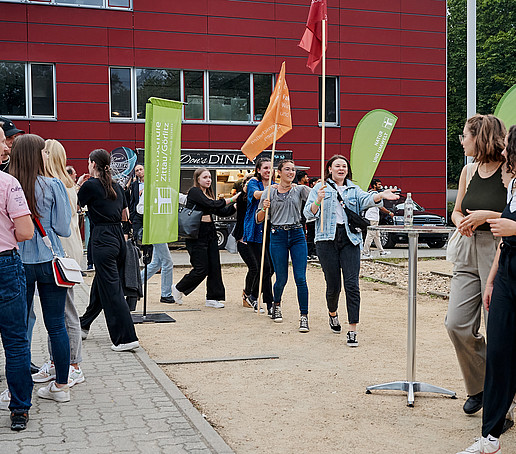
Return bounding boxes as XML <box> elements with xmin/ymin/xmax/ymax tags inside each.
<box><xmin>376</xmin><ymin>195</ymin><xmax>448</xmax><ymax>249</ymax></box>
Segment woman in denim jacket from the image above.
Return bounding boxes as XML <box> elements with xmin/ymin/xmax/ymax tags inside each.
<box><xmin>303</xmin><ymin>155</ymin><xmax>398</xmax><ymax>346</ymax></box>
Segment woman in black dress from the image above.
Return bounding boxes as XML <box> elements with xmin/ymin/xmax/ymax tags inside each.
<box><xmin>78</xmin><ymin>149</ymin><xmax>139</xmax><ymax>352</ymax></box>
<box><xmin>172</xmin><ymin>167</ymin><xmax>239</xmax><ymax>308</ymax></box>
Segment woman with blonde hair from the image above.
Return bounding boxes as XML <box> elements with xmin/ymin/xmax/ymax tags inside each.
<box><xmin>30</xmin><ymin>139</ymin><xmax>85</xmax><ymax>387</ymax></box>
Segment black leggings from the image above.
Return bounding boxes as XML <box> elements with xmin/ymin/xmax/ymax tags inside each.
<box><xmin>80</xmin><ymin>224</ymin><xmax>138</xmax><ymax>345</ymax></box>
<box><xmin>248</xmin><ymin>241</ymin><xmax>274</xmax><ymax>310</ymax></box>
<box><xmin>237</xmin><ymin>241</ymin><xmax>259</xmax><ymax>298</ymax></box>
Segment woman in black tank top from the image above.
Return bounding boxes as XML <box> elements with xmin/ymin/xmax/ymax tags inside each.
<box><xmin>457</xmin><ymin>125</ymin><xmax>516</xmax><ymax>454</ymax></box>
<box><xmin>446</xmin><ymin>114</ymin><xmax>510</xmax><ymax>418</ymax></box>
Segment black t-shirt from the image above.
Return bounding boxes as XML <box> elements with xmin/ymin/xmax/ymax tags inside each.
<box><xmin>78</xmin><ymin>178</ymin><xmax>127</xmax><ymax>224</ymax></box>
<box><xmin>0</xmin><ymin>157</ymin><xmax>10</xmax><ymax>173</ymax></box>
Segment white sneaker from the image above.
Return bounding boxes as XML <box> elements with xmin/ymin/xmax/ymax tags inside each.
<box><xmin>379</xmin><ymin>251</ymin><xmax>391</xmax><ymax>256</ymax></box>
<box><xmin>111</xmin><ymin>341</ymin><xmax>140</xmax><ymax>352</ymax></box>
<box><xmin>37</xmin><ymin>381</ymin><xmax>70</xmax><ymax>403</ymax></box>
<box><xmin>0</xmin><ymin>388</ymin><xmax>10</xmax><ymax>411</ymax></box>
<box><xmin>172</xmin><ymin>285</ymin><xmax>184</xmax><ymax>305</ymax></box>
<box><xmin>32</xmin><ymin>361</ymin><xmax>56</xmax><ymax>383</ymax></box>
<box><xmin>457</xmin><ymin>436</ymin><xmax>501</xmax><ymax>454</ymax></box>
<box><xmin>361</xmin><ymin>252</ymin><xmax>371</xmax><ymax>259</ymax></box>
<box><xmin>68</xmin><ymin>366</ymin><xmax>85</xmax><ymax>387</ymax></box>
<box><xmin>205</xmin><ymin>300</ymin><xmax>224</xmax><ymax>308</ymax></box>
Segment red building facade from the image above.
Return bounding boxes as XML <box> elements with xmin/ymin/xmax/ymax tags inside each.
<box><xmin>0</xmin><ymin>0</ymin><xmax>447</xmax><ymax>213</ymax></box>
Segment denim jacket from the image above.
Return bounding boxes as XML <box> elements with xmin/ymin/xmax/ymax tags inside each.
<box><xmin>18</xmin><ymin>176</ymin><xmax>71</xmax><ymax>264</ymax></box>
<box><xmin>303</xmin><ymin>178</ymin><xmax>382</xmax><ymax>246</ymax></box>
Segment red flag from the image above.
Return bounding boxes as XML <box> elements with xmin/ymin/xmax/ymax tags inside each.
<box><xmin>298</xmin><ymin>0</ymin><xmax>328</xmax><ymax>72</ymax></box>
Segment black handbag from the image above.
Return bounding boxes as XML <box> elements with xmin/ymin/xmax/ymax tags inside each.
<box><xmin>178</xmin><ymin>204</ymin><xmax>203</xmax><ymax>239</ymax></box>
<box><xmin>326</xmin><ymin>180</ymin><xmax>370</xmax><ymax>234</ymax></box>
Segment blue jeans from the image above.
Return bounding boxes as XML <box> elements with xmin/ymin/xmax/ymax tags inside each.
<box><xmin>269</xmin><ymin>227</ymin><xmax>309</xmax><ymax>314</ymax></box>
<box><xmin>0</xmin><ymin>253</ymin><xmax>32</xmax><ymax>410</ymax></box>
<box><xmin>141</xmin><ymin>243</ymin><xmax>173</xmax><ymax>297</ymax></box>
<box><xmin>24</xmin><ymin>261</ymin><xmax>70</xmax><ymax>385</ymax></box>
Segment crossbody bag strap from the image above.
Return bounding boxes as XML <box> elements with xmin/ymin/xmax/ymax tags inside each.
<box><xmin>325</xmin><ymin>179</ymin><xmax>347</xmax><ymax>209</ymax></box>
<box><xmin>32</xmin><ymin>218</ymin><xmax>56</xmax><ymax>256</ymax></box>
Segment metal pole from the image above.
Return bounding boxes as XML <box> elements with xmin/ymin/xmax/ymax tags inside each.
<box><xmin>466</xmin><ymin>0</ymin><xmax>476</xmax><ymax>164</ymax></box>
<box><xmin>406</xmin><ymin>232</ymin><xmax>418</xmax><ymax>384</ymax></box>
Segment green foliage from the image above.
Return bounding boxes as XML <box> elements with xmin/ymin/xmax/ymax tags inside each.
<box><xmin>447</xmin><ymin>0</ymin><xmax>516</xmax><ymax>185</ymax></box>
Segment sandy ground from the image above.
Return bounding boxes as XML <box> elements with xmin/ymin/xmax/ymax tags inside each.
<box><xmin>131</xmin><ymin>260</ymin><xmax>516</xmax><ymax>454</ymax></box>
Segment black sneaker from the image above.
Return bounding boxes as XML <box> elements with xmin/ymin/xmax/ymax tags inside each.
<box><xmin>267</xmin><ymin>306</ymin><xmax>274</xmax><ymax>318</ymax></box>
<box><xmin>10</xmin><ymin>410</ymin><xmax>29</xmax><ymax>431</ymax></box>
<box><xmin>329</xmin><ymin>314</ymin><xmax>341</xmax><ymax>334</ymax></box>
<box><xmin>272</xmin><ymin>303</ymin><xmax>283</xmax><ymax>323</ymax></box>
<box><xmin>250</xmin><ymin>299</ymin><xmax>265</xmax><ymax>313</ymax></box>
<box><xmin>160</xmin><ymin>296</ymin><xmax>175</xmax><ymax>304</ymax></box>
<box><xmin>346</xmin><ymin>331</ymin><xmax>358</xmax><ymax>347</ymax></box>
<box><xmin>299</xmin><ymin>315</ymin><xmax>309</xmax><ymax>332</ymax></box>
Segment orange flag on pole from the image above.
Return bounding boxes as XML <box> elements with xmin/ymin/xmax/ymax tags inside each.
<box><xmin>298</xmin><ymin>0</ymin><xmax>328</xmax><ymax>73</ymax></box>
<box><xmin>241</xmin><ymin>61</ymin><xmax>292</xmax><ymax>161</ymax></box>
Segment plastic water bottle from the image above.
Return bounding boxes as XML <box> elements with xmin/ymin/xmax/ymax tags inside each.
<box><xmin>404</xmin><ymin>192</ymin><xmax>414</xmax><ymax>227</ymax></box>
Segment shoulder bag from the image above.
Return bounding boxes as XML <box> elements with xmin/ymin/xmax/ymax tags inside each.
<box><xmin>33</xmin><ymin>218</ymin><xmax>83</xmax><ymax>288</ymax></box>
<box><xmin>178</xmin><ymin>204</ymin><xmax>203</xmax><ymax>240</ymax></box>
<box><xmin>326</xmin><ymin>180</ymin><xmax>370</xmax><ymax>234</ymax></box>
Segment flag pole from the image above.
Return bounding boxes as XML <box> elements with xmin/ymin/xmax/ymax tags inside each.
<box><xmin>256</xmin><ymin>124</ymin><xmax>278</xmax><ymax>315</ymax></box>
<box><xmin>320</xmin><ymin>19</ymin><xmax>326</xmax><ymax>232</ymax></box>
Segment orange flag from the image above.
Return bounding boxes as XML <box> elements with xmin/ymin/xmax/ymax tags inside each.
<box><xmin>241</xmin><ymin>62</ymin><xmax>292</xmax><ymax>161</ymax></box>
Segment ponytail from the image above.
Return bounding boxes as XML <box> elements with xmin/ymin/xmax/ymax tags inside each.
<box><xmin>89</xmin><ymin>149</ymin><xmax>116</xmax><ymax>200</ymax></box>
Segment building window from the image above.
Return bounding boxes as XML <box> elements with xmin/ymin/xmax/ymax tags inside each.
<box><xmin>0</xmin><ymin>62</ymin><xmax>55</xmax><ymax>119</ymax></box>
<box><xmin>110</xmin><ymin>67</ymin><xmax>273</xmax><ymax>124</ymax></box>
<box><xmin>184</xmin><ymin>71</ymin><xmax>205</xmax><ymax>121</ymax></box>
<box><xmin>319</xmin><ymin>76</ymin><xmax>339</xmax><ymax>125</ymax></box>
<box><xmin>2</xmin><ymin>0</ymin><xmax>131</xmax><ymax>9</ymax></box>
<box><xmin>136</xmin><ymin>69</ymin><xmax>180</xmax><ymax>119</ymax></box>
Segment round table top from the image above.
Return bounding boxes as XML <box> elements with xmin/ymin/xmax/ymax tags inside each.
<box><xmin>367</xmin><ymin>224</ymin><xmax>453</xmax><ymax>234</ymax></box>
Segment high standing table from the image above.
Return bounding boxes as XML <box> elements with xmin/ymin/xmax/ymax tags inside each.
<box><xmin>365</xmin><ymin>225</ymin><xmax>456</xmax><ymax>407</ymax></box>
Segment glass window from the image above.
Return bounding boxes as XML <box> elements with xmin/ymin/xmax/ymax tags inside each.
<box><xmin>136</xmin><ymin>69</ymin><xmax>180</xmax><ymax>119</ymax></box>
<box><xmin>108</xmin><ymin>0</ymin><xmax>130</xmax><ymax>6</ymax></box>
<box><xmin>253</xmin><ymin>74</ymin><xmax>272</xmax><ymax>121</ymax></box>
<box><xmin>58</xmin><ymin>0</ymin><xmax>103</xmax><ymax>5</ymax></box>
<box><xmin>209</xmin><ymin>72</ymin><xmax>250</xmax><ymax>122</ymax></box>
<box><xmin>0</xmin><ymin>62</ymin><xmax>26</xmax><ymax>117</ymax></box>
<box><xmin>31</xmin><ymin>64</ymin><xmax>54</xmax><ymax>116</ymax></box>
<box><xmin>318</xmin><ymin>76</ymin><xmax>338</xmax><ymax>124</ymax></box>
<box><xmin>110</xmin><ymin>67</ymin><xmax>132</xmax><ymax>118</ymax></box>
<box><xmin>184</xmin><ymin>71</ymin><xmax>204</xmax><ymax>120</ymax></box>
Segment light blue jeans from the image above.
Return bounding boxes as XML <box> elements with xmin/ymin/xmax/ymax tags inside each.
<box><xmin>141</xmin><ymin>243</ymin><xmax>173</xmax><ymax>297</ymax></box>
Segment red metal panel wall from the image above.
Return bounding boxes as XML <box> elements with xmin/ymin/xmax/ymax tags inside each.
<box><xmin>0</xmin><ymin>0</ymin><xmax>447</xmax><ymax>214</ymax></box>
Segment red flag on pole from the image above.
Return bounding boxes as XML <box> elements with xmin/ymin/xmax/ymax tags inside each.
<box><xmin>298</xmin><ymin>0</ymin><xmax>328</xmax><ymax>73</ymax></box>
<box><xmin>241</xmin><ymin>62</ymin><xmax>292</xmax><ymax>161</ymax></box>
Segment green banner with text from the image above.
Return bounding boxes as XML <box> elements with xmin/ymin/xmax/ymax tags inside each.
<box><xmin>350</xmin><ymin>109</ymin><xmax>398</xmax><ymax>191</ymax></box>
<box><xmin>494</xmin><ymin>84</ymin><xmax>516</xmax><ymax>129</ymax></box>
<box><xmin>142</xmin><ymin>97</ymin><xmax>182</xmax><ymax>245</ymax></box>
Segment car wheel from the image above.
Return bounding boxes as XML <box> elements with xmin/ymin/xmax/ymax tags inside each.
<box><xmin>380</xmin><ymin>231</ymin><xmax>396</xmax><ymax>249</ymax></box>
<box><xmin>216</xmin><ymin>229</ymin><xmax>228</xmax><ymax>250</ymax></box>
<box><xmin>426</xmin><ymin>239</ymin><xmax>447</xmax><ymax>249</ymax></box>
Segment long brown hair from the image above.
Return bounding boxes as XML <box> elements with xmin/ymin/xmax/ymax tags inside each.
<box><xmin>506</xmin><ymin>125</ymin><xmax>516</xmax><ymax>176</ymax></box>
<box><xmin>193</xmin><ymin>167</ymin><xmax>215</xmax><ymax>199</ymax></box>
<box><xmin>44</xmin><ymin>139</ymin><xmax>75</xmax><ymax>189</ymax></box>
<box><xmin>465</xmin><ymin>114</ymin><xmax>506</xmax><ymax>164</ymax></box>
<box><xmin>89</xmin><ymin>149</ymin><xmax>116</xmax><ymax>200</ymax></box>
<box><xmin>10</xmin><ymin>134</ymin><xmax>46</xmax><ymax>218</ymax></box>
<box><xmin>324</xmin><ymin>154</ymin><xmax>353</xmax><ymax>182</ymax></box>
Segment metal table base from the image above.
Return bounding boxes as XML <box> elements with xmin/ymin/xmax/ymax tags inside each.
<box><xmin>365</xmin><ymin>228</ymin><xmax>456</xmax><ymax>406</ymax></box>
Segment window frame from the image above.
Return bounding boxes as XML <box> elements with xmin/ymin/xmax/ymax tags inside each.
<box><xmin>0</xmin><ymin>61</ymin><xmax>56</xmax><ymax>120</ymax></box>
<box><xmin>318</xmin><ymin>75</ymin><xmax>339</xmax><ymax>127</ymax></box>
<box><xmin>109</xmin><ymin>66</ymin><xmax>134</xmax><ymax>121</ymax></box>
<box><xmin>1</xmin><ymin>0</ymin><xmax>132</xmax><ymax>11</ymax></box>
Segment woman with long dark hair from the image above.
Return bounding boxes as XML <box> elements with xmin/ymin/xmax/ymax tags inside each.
<box><xmin>78</xmin><ymin>149</ymin><xmax>139</xmax><ymax>352</ymax></box>
<box><xmin>172</xmin><ymin>168</ymin><xmax>238</xmax><ymax>308</ymax></box>
<box><xmin>257</xmin><ymin>159</ymin><xmax>311</xmax><ymax>329</ymax></box>
<box><xmin>243</xmin><ymin>158</ymin><xmax>274</xmax><ymax>315</ymax></box>
<box><xmin>304</xmin><ymin>155</ymin><xmax>398</xmax><ymax>346</ymax></box>
<box><xmin>10</xmin><ymin>134</ymin><xmax>72</xmax><ymax>403</ymax></box>
<box><xmin>446</xmin><ymin>114</ymin><xmax>509</xmax><ymax>417</ymax></box>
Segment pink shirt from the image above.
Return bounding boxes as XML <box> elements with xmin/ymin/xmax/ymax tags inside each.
<box><xmin>0</xmin><ymin>171</ymin><xmax>31</xmax><ymax>252</ymax></box>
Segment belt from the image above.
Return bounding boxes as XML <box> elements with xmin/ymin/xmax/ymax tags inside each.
<box><xmin>271</xmin><ymin>223</ymin><xmax>303</xmax><ymax>231</ymax></box>
<box><xmin>0</xmin><ymin>248</ymin><xmax>18</xmax><ymax>257</ymax></box>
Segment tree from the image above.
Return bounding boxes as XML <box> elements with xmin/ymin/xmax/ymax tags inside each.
<box><xmin>447</xmin><ymin>0</ymin><xmax>516</xmax><ymax>185</ymax></box>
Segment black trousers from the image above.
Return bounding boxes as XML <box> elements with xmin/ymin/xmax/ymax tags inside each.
<box><xmin>237</xmin><ymin>241</ymin><xmax>258</xmax><ymax>298</ymax></box>
<box><xmin>80</xmin><ymin>224</ymin><xmax>138</xmax><ymax>346</ymax></box>
<box><xmin>316</xmin><ymin>226</ymin><xmax>361</xmax><ymax>324</ymax></box>
<box><xmin>86</xmin><ymin>214</ymin><xmax>94</xmax><ymax>267</ymax></box>
<box><xmin>132</xmin><ymin>213</ymin><xmax>143</xmax><ymax>242</ymax></box>
<box><xmin>482</xmin><ymin>244</ymin><xmax>516</xmax><ymax>438</ymax></box>
<box><xmin>176</xmin><ymin>222</ymin><xmax>225</xmax><ymax>301</ymax></box>
<box><xmin>248</xmin><ymin>240</ymin><xmax>274</xmax><ymax>310</ymax></box>
<box><xmin>306</xmin><ymin>221</ymin><xmax>316</xmax><ymax>257</ymax></box>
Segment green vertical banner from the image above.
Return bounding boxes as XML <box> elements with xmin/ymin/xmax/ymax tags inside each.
<box><xmin>142</xmin><ymin>97</ymin><xmax>182</xmax><ymax>245</ymax></box>
<box><xmin>494</xmin><ymin>84</ymin><xmax>516</xmax><ymax>129</ymax></box>
<box><xmin>350</xmin><ymin>109</ymin><xmax>398</xmax><ymax>191</ymax></box>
